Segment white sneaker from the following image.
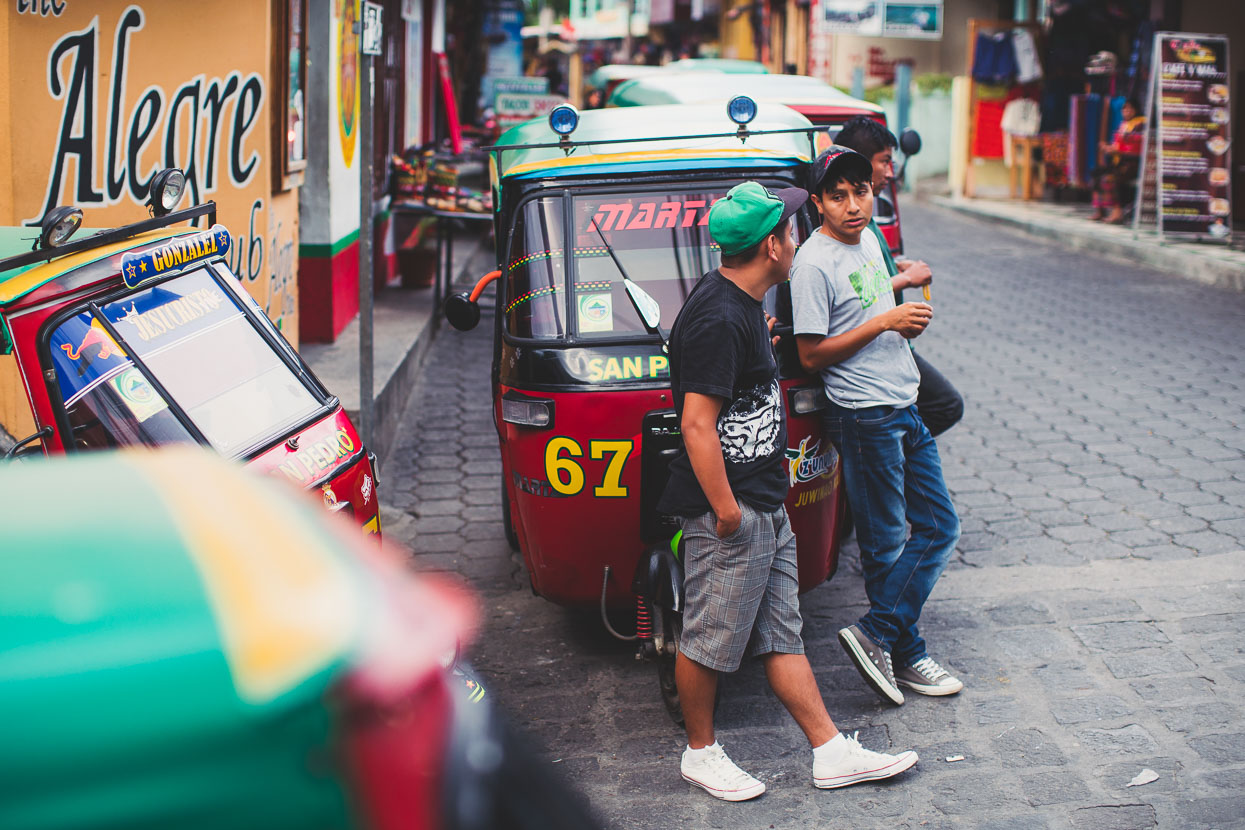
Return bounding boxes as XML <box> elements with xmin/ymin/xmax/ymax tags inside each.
<box><xmin>813</xmin><ymin>732</ymin><xmax>918</xmax><ymax>789</ymax></box>
<box><xmin>681</xmin><ymin>742</ymin><xmax>766</xmax><ymax>801</ymax></box>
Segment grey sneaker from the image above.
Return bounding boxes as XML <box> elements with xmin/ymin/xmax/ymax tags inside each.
<box><xmin>838</xmin><ymin>625</ymin><xmax>904</xmax><ymax>705</ymax></box>
<box><xmin>895</xmin><ymin>656</ymin><xmax>964</xmax><ymax>696</ymax></box>
<box><xmin>813</xmin><ymin>732</ymin><xmax>919</xmax><ymax>789</ymax></box>
<box><xmin>681</xmin><ymin>742</ymin><xmax>766</xmax><ymax>802</ymax></box>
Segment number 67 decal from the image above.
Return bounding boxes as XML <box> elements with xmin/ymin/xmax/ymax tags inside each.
<box><xmin>544</xmin><ymin>437</ymin><xmax>633</xmax><ymax>497</ymax></box>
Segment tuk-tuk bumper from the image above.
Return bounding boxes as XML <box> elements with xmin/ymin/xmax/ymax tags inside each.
<box><xmin>248</xmin><ymin>407</ymin><xmax>381</xmax><ymax>536</ymax></box>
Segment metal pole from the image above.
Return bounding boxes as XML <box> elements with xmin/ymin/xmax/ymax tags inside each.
<box><xmin>359</xmin><ymin>52</ymin><xmax>375</xmax><ymax>449</ymax></box>
<box><xmin>895</xmin><ymin>61</ymin><xmax>912</xmax><ymax>192</ymax></box>
<box><xmin>851</xmin><ymin>66</ymin><xmax>864</xmax><ymax>100</ymax></box>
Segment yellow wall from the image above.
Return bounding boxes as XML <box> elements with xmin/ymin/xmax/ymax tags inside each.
<box><xmin>1</xmin><ymin>1</ymin><xmax>298</xmax><ymax>439</ymax></box>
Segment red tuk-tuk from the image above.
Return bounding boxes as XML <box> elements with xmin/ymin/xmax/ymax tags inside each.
<box><xmin>0</xmin><ymin>171</ymin><xmax>380</xmax><ymax>536</ymax></box>
<box><xmin>607</xmin><ymin>72</ymin><xmax>922</xmax><ymax>255</ymax></box>
<box><xmin>445</xmin><ymin>100</ymin><xmax>848</xmax><ymax>719</ymax></box>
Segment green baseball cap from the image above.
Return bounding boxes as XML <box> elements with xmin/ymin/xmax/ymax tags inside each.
<box><xmin>709</xmin><ymin>181</ymin><xmax>809</xmax><ymax>256</ymax></box>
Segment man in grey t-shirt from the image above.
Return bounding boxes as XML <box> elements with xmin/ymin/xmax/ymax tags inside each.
<box><xmin>790</xmin><ymin>146</ymin><xmax>963</xmax><ymax>707</ymax></box>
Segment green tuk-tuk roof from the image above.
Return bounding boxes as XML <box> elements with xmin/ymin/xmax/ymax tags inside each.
<box><xmin>664</xmin><ymin>58</ymin><xmax>769</xmax><ymax>74</ymax></box>
<box><xmin>493</xmin><ymin>102</ymin><xmax>817</xmax><ymax>181</ymax></box>
<box><xmin>585</xmin><ymin>64</ymin><xmax>667</xmax><ymax>90</ymax></box>
<box><xmin>0</xmin><ymin>449</ymin><xmax>365</xmax><ymax>826</ymax></box>
<box><xmin>0</xmin><ymin>226</ymin><xmax>197</xmax><ymax>309</ymax></box>
<box><xmin>609</xmin><ymin>72</ymin><xmax>885</xmax><ymax>114</ymax></box>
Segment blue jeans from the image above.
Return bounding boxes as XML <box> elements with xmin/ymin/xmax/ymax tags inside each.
<box><xmin>823</xmin><ymin>403</ymin><xmax>960</xmax><ymax>668</ymax></box>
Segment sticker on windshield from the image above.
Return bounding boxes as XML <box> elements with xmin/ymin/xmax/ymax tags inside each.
<box><xmin>578</xmin><ymin>293</ymin><xmax>613</xmax><ymax>333</ymax></box>
<box><xmin>103</xmin><ymin>269</ymin><xmax>239</xmax><ymax>352</ymax></box>
<box><xmin>110</xmin><ymin>367</ymin><xmax>169</xmax><ymax>422</ymax></box>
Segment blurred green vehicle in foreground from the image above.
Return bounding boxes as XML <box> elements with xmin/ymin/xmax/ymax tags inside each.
<box><xmin>0</xmin><ymin>449</ymin><xmax>596</xmax><ymax>830</ymax></box>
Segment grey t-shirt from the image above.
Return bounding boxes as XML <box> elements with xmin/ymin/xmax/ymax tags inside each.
<box><xmin>790</xmin><ymin>230</ymin><xmax>919</xmax><ymax>408</ymax></box>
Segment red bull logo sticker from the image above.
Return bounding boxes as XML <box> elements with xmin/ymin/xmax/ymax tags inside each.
<box><xmin>120</xmin><ymin>225</ymin><xmax>231</xmax><ymax>289</ymax></box>
<box><xmin>60</xmin><ymin>318</ymin><xmax>125</xmax><ymax>362</ymax></box>
<box><xmin>578</xmin><ymin>293</ymin><xmax>613</xmax><ymax>333</ymax></box>
<box><xmin>785</xmin><ymin>436</ymin><xmax>837</xmax><ymax>487</ymax></box>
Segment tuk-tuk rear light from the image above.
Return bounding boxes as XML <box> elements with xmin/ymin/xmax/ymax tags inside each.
<box><xmin>789</xmin><ymin>386</ymin><xmax>828</xmax><ymax>415</ymax></box>
<box><xmin>501</xmin><ymin>397</ymin><xmax>554</xmax><ymax>428</ymax></box>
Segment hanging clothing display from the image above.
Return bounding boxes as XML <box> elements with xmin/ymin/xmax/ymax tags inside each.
<box><xmin>1011</xmin><ymin>29</ymin><xmax>1043</xmax><ymax>83</ymax></box>
<box><xmin>973</xmin><ymin>32</ymin><xmax>1019</xmax><ymax>85</ymax></box>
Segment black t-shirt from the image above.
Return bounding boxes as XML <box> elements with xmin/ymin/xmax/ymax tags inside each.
<box><xmin>657</xmin><ymin>270</ymin><xmax>789</xmax><ymax>517</ymax></box>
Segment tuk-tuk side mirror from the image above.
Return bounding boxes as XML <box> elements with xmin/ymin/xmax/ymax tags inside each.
<box><xmin>4</xmin><ymin>426</ymin><xmax>52</xmax><ymax>461</ymax></box>
<box><xmin>899</xmin><ymin>128</ymin><xmax>922</xmax><ymax>157</ymax></box>
<box><xmin>444</xmin><ymin>270</ymin><xmax>503</xmax><ymax>332</ymax></box>
<box><xmin>444</xmin><ymin>293</ymin><xmax>481</xmax><ymax>331</ymax></box>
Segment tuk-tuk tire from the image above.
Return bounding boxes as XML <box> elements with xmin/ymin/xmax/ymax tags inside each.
<box><xmin>502</xmin><ymin>483</ymin><xmax>520</xmax><ymax>551</ymax></box>
<box><xmin>838</xmin><ymin>494</ymin><xmax>855</xmax><ymax>542</ymax></box>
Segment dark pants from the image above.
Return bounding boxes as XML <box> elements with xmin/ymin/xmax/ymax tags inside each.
<box><xmin>913</xmin><ymin>351</ymin><xmax>964</xmax><ymax>438</ymax></box>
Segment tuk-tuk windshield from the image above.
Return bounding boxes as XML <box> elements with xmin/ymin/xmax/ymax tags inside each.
<box><xmin>570</xmin><ymin>190</ymin><xmax>726</xmax><ymax>338</ymax></box>
<box><xmin>506</xmin><ymin>191</ymin><xmax>723</xmax><ymax>340</ymax></box>
<box><xmin>48</xmin><ymin>267</ymin><xmax>322</xmax><ymax>456</ymax></box>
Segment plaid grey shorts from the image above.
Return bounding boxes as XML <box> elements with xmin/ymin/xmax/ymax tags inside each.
<box><xmin>679</xmin><ymin>500</ymin><xmax>804</xmax><ymax>673</ymax></box>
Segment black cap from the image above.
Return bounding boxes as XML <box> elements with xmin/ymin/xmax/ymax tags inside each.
<box><xmin>809</xmin><ymin>145</ymin><xmax>873</xmax><ymax>192</ymax></box>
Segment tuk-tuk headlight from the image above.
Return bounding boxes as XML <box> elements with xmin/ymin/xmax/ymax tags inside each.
<box><xmin>788</xmin><ymin>386</ymin><xmax>828</xmax><ymax>415</ymax></box>
<box><xmin>501</xmin><ymin>396</ymin><xmax>553</xmax><ymax>428</ymax></box>
<box><xmin>548</xmin><ymin>104</ymin><xmax>579</xmax><ymax>136</ymax></box>
<box><xmin>727</xmin><ymin>95</ymin><xmax>758</xmax><ymax>126</ymax></box>
<box><xmin>39</xmin><ymin>206</ymin><xmax>83</xmax><ymax>249</ymax></box>
<box><xmin>148</xmin><ymin>168</ymin><xmax>186</xmax><ymax>217</ymax></box>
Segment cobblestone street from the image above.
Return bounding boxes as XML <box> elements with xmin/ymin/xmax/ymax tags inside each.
<box><xmin>381</xmin><ymin>203</ymin><xmax>1245</xmax><ymax>830</ymax></box>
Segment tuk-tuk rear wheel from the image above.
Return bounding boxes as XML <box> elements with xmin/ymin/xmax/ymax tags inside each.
<box><xmin>653</xmin><ymin>605</ymin><xmax>684</xmax><ymax>726</ymax></box>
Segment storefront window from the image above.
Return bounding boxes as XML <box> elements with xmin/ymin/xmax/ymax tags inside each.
<box><xmin>274</xmin><ymin>0</ymin><xmax>308</xmax><ymax>189</ymax></box>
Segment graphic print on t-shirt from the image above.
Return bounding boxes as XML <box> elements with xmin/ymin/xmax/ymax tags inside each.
<box><xmin>718</xmin><ymin>379</ymin><xmax>782</xmax><ymax>462</ymax></box>
<box><xmin>847</xmin><ymin>258</ymin><xmax>891</xmax><ymax>309</ymax></box>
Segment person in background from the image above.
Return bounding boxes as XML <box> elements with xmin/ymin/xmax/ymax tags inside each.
<box><xmin>1091</xmin><ymin>99</ymin><xmax>1145</xmax><ymax>224</ymax></box>
<box><xmin>833</xmin><ymin>116</ymin><xmax>964</xmax><ymax>439</ymax></box>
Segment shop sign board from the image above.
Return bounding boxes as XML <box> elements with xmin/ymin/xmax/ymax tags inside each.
<box><xmin>495</xmin><ymin>93</ymin><xmax>567</xmax><ymax>127</ymax></box>
<box><xmin>493</xmin><ymin>77</ymin><xmax>550</xmax><ymax>96</ymax></box>
<box><xmin>1136</xmin><ymin>32</ymin><xmax>1232</xmax><ymax>241</ymax></box>
<box><xmin>812</xmin><ymin>0</ymin><xmax>940</xmax><ymax>39</ymax></box>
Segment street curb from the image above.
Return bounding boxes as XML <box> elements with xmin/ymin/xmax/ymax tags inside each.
<box><xmin>929</xmin><ymin>195</ymin><xmax>1245</xmax><ymax>294</ymax></box>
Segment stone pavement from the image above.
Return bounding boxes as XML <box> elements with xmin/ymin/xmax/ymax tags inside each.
<box><xmin>380</xmin><ymin>202</ymin><xmax>1245</xmax><ymax>829</ymax></box>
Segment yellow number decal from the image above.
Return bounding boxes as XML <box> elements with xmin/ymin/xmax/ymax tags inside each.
<box><xmin>545</xmin><ymin>437</ymin><xmax>585</xmax><ymax>495</ymax></box>
<box><xmin>590</xmin><ymin>440</ymin><xmax>633</xmax><ymax>497</ymax></box>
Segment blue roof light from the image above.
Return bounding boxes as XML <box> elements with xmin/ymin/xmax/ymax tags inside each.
<box><xmin>549</xmin><ymin>104</ymin><xmax>580</xmax><ymax>136</ymax></box>
<box><xmin>727</xmin><ymin>95</ymin><xmax>758</xmax><ymax>126</ymax></box>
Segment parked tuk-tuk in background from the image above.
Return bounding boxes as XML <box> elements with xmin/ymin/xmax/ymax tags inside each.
<box><xmin>607</xmin><ymin>72</ymin><xmax>921</xmax><ymax>256</ymax></box>
<box><xmin>0</xmin><ymin>171</ymin><xmax>380</xmax><ymax>536</ymax></box>
<box><xmin>583</xmin><ymin>64</ymin><xmax>668</xmax><ymax>102</ymax></box>
<box><xmin>662</xmin><ymin>58</ymin><xmax>769</xmax><ymax>74</ymax></box>
<box><xmin>445</xmin><ymin>99</ymin><xmax>849</xmax><ymax>720</ymax></box>
<box><xmin>0</xmin><ymin>449</ymin><xmax>596</xmax><ymax>830</ymax></box>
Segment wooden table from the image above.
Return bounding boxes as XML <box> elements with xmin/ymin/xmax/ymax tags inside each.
<box><xmin>1010</xmin><ymin>135</ymin><xmax>1044</xmax><ymax>201</ymax></box>
<box><xmin>390</xmin><ymin>199</ymin><xmax>493</xmax><ymax>310</ymax></box>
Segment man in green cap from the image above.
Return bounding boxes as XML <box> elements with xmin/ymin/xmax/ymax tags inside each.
<box><xmin>658</xmin><ymin>181</ymin><xmax>918</xmax><ymax>802</ymax></box>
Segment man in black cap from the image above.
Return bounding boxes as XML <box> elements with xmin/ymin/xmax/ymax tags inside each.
<box><xmin>658</xmin><ymin>181</ymin><xmax>917</xmax><ymax>801</ymax></box>
<box><xmin>790</xmin><ymin>147</ymin><xmax>964</xmax><ymax>708</ymax></box>
<box><xmin>835</xmin><ymin>115</ymin><xmax>965</xmax><ymax>438</ymax></box>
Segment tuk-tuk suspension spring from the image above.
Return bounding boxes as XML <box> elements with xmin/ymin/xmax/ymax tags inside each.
<box><xmin>635</xmin><ymin>595</ymin><xmax>653</xmax><ymax>641</ymax></box>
